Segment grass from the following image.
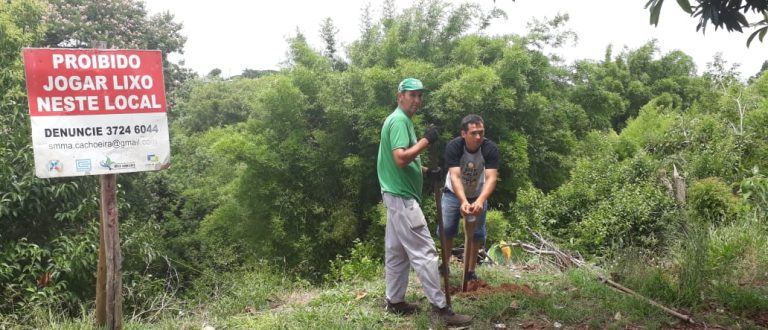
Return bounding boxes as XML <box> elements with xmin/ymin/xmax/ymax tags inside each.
<box><xmin>3</xmin><ymin>265</ymin><xmax>765</xmax><ymax>329</ymax></box>
<box><xmin>5</xmin><ymin>236</ymin><xmax>768</xmax><ymax>329</ymax></box>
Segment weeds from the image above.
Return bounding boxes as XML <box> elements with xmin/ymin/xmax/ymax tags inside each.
<box><xmin>8</xmin><ymin>218</ymin><xmax>768</xmax><ymax>329</ymax></box>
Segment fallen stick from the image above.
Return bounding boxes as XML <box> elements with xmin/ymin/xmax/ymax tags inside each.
<box><xmin>599</xmin><ymin>275</ymin><xmax>695</xmax><ymax>324</ymax></box>
<box><xmin>522</xmin><ymin>231</ymin><xmax>696</xmax><ymax>325</ymax></box>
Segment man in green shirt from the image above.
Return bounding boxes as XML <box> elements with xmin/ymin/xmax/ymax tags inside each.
<box><xmin>377</xmin><ymin>78</ymin><xmax>472</xmax><ymax>327</ymax></box>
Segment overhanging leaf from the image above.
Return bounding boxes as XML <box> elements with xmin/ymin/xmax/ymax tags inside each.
<box><xmin>648</xmin><ymin>0</ymin><xmax>665</xmax><ymax>26</ymax></box>
<box><xmin>676</xmin><ymin>0</ymin><xmax>693</xmax><ymax>14</ymax></box>
<box><xmin>736</xmin><ymin>13</ymin><xmax>750</xmax><ymax>28</ymax></box>
<box><xmin>747</xmin><ymin>26</ymin><xmax>768</xmax><ymax>46</ymax></box>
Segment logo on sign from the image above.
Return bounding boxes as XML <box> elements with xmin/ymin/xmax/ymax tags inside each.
<box><xmin>75</xmin><ymin>159</ymin><xmax>91</xmax><ymax>172</ymax></box>
<box><xmin>147</xmin><ymin>154</ymin><xmax>159</xmax><ymax>162</ymax></box>
<box><xmin>113</xmin><ymin>162</ymin><xmax>136</xmax><ymax>170</ymax></box>
<box><xmin>48</xmin><ymin>160</ymin><xmax>63</xmax><ymax>173</ymax></box>
<box><xmin>100</xmin><ymin>157</ymin><xmax>115</xmax><ymax>170</ymax></box>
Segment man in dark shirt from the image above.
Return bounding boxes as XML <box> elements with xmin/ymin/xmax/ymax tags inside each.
<box><xmin>440</xmin><ymin>114</ymin><xmax>499</xmax><ymax>281</ymax></box>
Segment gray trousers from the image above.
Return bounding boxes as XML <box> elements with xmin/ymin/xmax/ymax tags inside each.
<box><xmin>382</xmin><ymin>192</ymin><xmax>447</xmax><ymax>308</ymax></box>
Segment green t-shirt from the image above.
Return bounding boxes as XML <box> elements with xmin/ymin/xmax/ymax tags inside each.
<box><xmin>377</xmin><ymin>107</ymin><xmax>423</xmax><ymax>203</ymax></box>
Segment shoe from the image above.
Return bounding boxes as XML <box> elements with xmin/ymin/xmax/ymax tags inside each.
<box><xmin>432</xmin><ymin>304</ymin><xmax>473</xmax><ymax>326</ymax></box>
<box><xmin>385</xmin><ymin>300</ymin><xmax>420</xmax><ymax>315</ymax></box>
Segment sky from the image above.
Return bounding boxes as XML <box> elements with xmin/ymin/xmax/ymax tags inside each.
<box><xmin>143</xmin><ymin>0</ymin><xmax>767</xmax><ymax>79</ymax></box>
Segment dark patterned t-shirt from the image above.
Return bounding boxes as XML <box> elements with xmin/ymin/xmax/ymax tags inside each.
<box><xmin>443</xmin><ymin>137</ymin><xmax>499</xmax><ymax>199</ymax></box>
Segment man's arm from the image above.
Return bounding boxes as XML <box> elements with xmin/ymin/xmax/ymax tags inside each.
<box><xmin>448</xmin><ymin>166</ymin><xmax>473</xmax><ymax>216</ymax></box>
<box><xmin>470</xmin><ymin>168</ymin><xmax>498</xmax><ymax>215</ymax></box>
<box><xmin>392</xmin><ymin>138</ymin><xmax>430</xmax><ymax>168</ymax></box>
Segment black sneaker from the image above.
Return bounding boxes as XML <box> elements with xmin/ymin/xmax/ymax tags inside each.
<box><xmin>432</xmin><ymin>304</ymin><xmax>473</xmax><ymax>326</ymax></box>
<box><xmin>385</xmin><ymin>300</ymin><xmax>419</xmax><ymax>315</ymax></box>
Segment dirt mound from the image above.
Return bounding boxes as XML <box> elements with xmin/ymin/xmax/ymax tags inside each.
<box><xmin>447</xmin><ymin>280</ymin><xmax>537</xmax><ymax>299</ymax></box>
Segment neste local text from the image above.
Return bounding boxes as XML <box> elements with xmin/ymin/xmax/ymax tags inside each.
<box><xmin>36</xmin><ymin>94</ymin><xmax>162</xmax><ymax>112</ymax></box>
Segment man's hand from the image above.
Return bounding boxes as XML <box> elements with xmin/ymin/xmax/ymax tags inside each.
<box><xmin>423</xmin><ymin>125</ymin><xmax>438</xmax><ymax>145</ymax></box>
<box><xmin>460</xmin><ymin>201</ymin><xmax>472</xmax><ymax>217</ymax></box>
<box><xmin>469</xmin><ymin>199</ymin><xmax>485</xmax><ymax>216</ymax></box>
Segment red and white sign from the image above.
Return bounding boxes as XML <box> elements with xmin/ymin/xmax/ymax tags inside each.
<box><xmin>23</xmin><ymin>48</ymin><xmax>171</xmax><ymax>178</ymax></box>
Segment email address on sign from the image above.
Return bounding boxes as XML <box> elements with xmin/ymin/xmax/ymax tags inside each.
<box><xmin>48</xmin><ymin>138</ymin><xmax>158</xmax><ymax>150</ymax></box>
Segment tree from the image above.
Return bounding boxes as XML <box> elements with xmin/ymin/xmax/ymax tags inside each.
<box><xmin>703</xmin><ymin>54</ymin><xmax>761</xmax><ymax>142</ymax></box>
<box><xmin>42</xmin><ymin>0</ymin><xmax>192</xmax><ymax>91</ymax></box>
<box><xmin>239</xmin><ymin>68</ymin><xmax>276</xmax><ymax>79</ymax></box>
<box><xmin>645</xmin><ymin>0</ymin><xmax>768</xmax><ymax>46</ymax></box>
<box><xmin>207</xmin><ymin>68</ymin><xmax>222</xmax><ymax>78</ymax></box>
<box><xmin>0</xmin><ymin>0</ymin><xmax>103</xmax><ymax>316</ymax></box>
<box><xmin>1</xmin><ymin>0</ymin><xmax>99</xmax><ymax>243</ymax></box>
<box><xmin>319</xmin><ymin>17</ymin><xmax>348</xmax><ymax>71</ymax></box>
<box><xmin>319</xmin><ymin>17</ymin><xmax>338</xmax><ymax>58</ymax></box>
<box><xmin>348</xmin><ymin>0</ymin><xmax>505</xmax><ymax>68</ymax></box>
<box><xmin>173</xmin><ymin>77</ymin><xmax>270</xmax><ymax>133</ymax></box>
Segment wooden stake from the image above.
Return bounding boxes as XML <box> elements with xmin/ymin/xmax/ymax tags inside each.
<box><xmin>96</xmin><ymin>173</ymin><xmax>122</xmax><ymax>329</ymax></box>
<box><xmin>90</xmin><ymin>40</ymin><xmax>123</xmax><ymax>329</ymax></box>
<box><xmin>433</xmin><ymin>183</ymin><xmax>452</xmax><ymax>306</ymax></box>
<box><xmin>429</xmin><ymin>143</ymin><xmax>451</xmax><ymax>306</ymax></box>
<box><xmin>462</xmin><ymin>216</ymin><xmax>477</xmax><ymax>292</ymax></box>
<box><xmin>95</xmin><ymin>214</ymin><xmax>106</xmax><ymax>323</ymax></box>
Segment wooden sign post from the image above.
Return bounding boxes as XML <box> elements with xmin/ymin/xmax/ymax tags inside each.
<box><xmin>96</xmin><ymin>173</ymin><xmax>121</xmax><ymax>328</ymax></box>
<box><xmin>91</xmin><ymin>39</ymin><xmax>121</xmax><ymax>330</ymax></box>
<box><xmin>22</xmin><ymin>42</ymin><xmax>171</xmax><ymax>330</ymax></box>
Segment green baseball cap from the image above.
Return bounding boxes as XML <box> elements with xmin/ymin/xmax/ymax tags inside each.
<box><xmin>398</xmin><ymin>78</ymin><xmax>425</xmax><ymax>92</ymax></box>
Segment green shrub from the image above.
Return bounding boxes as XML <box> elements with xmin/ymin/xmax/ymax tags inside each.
<box><xmin>687</xmin><ymin>177</ymin><xmax>744</xmax><ymax>225</ymax></box>
<box><xmin>509</xmin><ymin>186</ymin><xmax>551</xmax><ymax>240</ymax></box>
<box><xmin>0</xmin><ymin>239</ymin><xmax>61</xmax><ymax>315</ymax></box>
<box><xmin>324</xmin><ymin>239</ymin><xmax>382</xmax><ymax>284</ymax></box>
<box><xmin>670</xmin><ymin>211</ymin><xmax>768</xmax><ymax>309</ymax></box>
<box><xmin>515</xmin><ymin>135</ymin><xmax>677</xmax><ymax>254</ymax></box>
<box><xmin>620</xmin><ymin>103</ymin><xmax>678</xmax><ymax>154</ymax></box>
<box><xmin>484</xmin><ymin>209</ymin><xmax>512</xmax><ymax>246</ymax></box>
<box><xmin>573</xmin><ymin>181</ymin><xmax>677</xmax><ymax>254</ymax></box>
<box><xmin>739</xmin><ymin>167</ymin><xmax>768</xmax><ymax>221</ymax></box>
<box><xmin>0</xmin><ymin>227</ymin><xmax>98</xmax><ymax>320</ymax></box>
<box><xmin>707</xmin><ymin>219</ymin><xmax>768</xmax><ymax>285</ymax></box>
<box><xmin>684</xmin><ymin>115</ymin><xmax>742</xmax><ymax>181</ymax></box>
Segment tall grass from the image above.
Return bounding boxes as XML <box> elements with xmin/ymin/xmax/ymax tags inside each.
<box><xmin>675</xmin><ymin>226</ymin><xmax>710</xmax><ymax>307</ymax></box>
<box><xmin>617</xmin><ymin>210</ymin><xmax>768</xmax><ymax>318</ymax></box>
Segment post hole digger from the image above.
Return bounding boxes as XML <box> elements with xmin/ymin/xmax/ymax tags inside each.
<box><xmin>425</xmin><ymin>131</ymin><xmax>453</xmax><ymax>305</ymax></box>
<box><xmin>461</xmin><ymin>215</ymin><xmax>478</xmax><ymax>292</ymax></box>
<box><xmin>429</xmin><ymin>166</ymin><xmax>452</xmax><ymax>306</ymax></box>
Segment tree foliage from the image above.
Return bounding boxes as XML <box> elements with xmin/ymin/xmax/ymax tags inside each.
<box><xmin>0</xmin><ymin>0</ymin><xmax>190</xmax><ymax>318</ymax></box>
<box><xmin>646</xmin><ymin>0</ymin><xmax>768</xmax><ymax>46</ymax></box>
<box><xmin>4</xmin><ymin>0</ymin><xmax>768</xmax><ymax>322</ymax></box>
<box><xmin>42</xmin><ymin>0</ymin><xmax>192</xmax><ymax>90</ymax></box>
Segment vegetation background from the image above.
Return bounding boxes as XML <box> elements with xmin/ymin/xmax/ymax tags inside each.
<box><xmin>1</xmin><ymin>0</ymin><xmax>767</xmax><ymax>328</ymax></box>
